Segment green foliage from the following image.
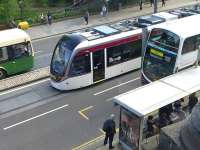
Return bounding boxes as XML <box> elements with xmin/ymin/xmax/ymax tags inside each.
<box><xmin>0</xmin><ymin>0</ymin><xmax>18</xmax><ymax>23</ymax></box>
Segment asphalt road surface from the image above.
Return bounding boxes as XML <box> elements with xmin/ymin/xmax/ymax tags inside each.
<box><xmin>32</xmin><ymin>36</ymin><xmax>61</xmax><ymax>70</ymax></box>
<box><xmin>0</xmin><ymin>70</ymin><xmax>141</xmax><ymax>150</ymax></box>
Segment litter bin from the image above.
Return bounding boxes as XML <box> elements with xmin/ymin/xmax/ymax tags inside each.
<box><xmin>18</xmin><ymin>21</ymin><xmax>29</xmax><ymax>30</ymax></box>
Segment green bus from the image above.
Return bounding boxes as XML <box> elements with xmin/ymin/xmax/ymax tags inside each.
<box><xmin>0</xmin><ymin>28</ymin><xmax>34</xmax><ymax>79</ymax></box>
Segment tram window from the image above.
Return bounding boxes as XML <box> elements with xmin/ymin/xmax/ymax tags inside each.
<box><xmin>107</xmin><ymin>45</ymin><xmax>123</xmax><ymax>66</ymax></box>
<box><xmin>122</xmin><ymin>40</ymin><xmax>142</xmax><ymax>61</ymax></box>
<box><xmin>69</xmin><ymin>54</ymin><xmax>91</xmax><ymax>76</ymax></box>
<box><xmin>107</xmin><ymin>40</ymin><xmax>141</xmax><ymax>66</ymax></box>
<box><xmin>0</xmin><ymin>47</ymin><xmax>8</xmax><ymax>62</ymax></box>
<box><xmin>182</xmin><ymin>36</ymin><xmax>199</xmax><ymax>54</ymax></box>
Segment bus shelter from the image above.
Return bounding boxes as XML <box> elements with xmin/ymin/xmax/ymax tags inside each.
<box><xmin>113</xmin><ymin>66</ymin><xmax>200</xmax><ymax>150</ymax></box>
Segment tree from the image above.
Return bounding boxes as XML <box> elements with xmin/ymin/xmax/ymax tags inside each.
<box><xmin>0</xmin><ymin>0</ymin><xmax>18</xmax><ymax>24</ymax></box>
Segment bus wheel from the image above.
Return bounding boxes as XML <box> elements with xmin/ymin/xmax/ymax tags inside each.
<box><xmin>0</xmin><ymin>69</ymin><xmax>6</xmax><ymax>80</ymax></box>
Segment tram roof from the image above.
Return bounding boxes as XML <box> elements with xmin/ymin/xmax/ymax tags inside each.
<box><xmin>114</xmin><ymin>66</ymin><xmax>200</xmax><ymax>117</ymax></box>
<box><xmin>155</xmin><ymin>14</ymin><xmax>200</xmax><ymax>38</ymax></box>
<box><xmin>74</xmin><ymin>19</ymin><xmax>140</xmax><ymax>41</ymax></box>
<box><xmin>0</xmin><ymin>28</ymin><xmax>30</xmax><ymax>47</ymax></box>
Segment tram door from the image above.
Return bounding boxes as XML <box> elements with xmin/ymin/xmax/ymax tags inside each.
<box><xmin>93</xmin><ymin>50</ymin><xmax>105</xmax><ymax>82</ymax></box>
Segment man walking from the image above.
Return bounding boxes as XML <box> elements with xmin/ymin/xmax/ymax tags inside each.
<box><xmin>103</xmin><ymin>114</ymin><xmax>116</xmax><ymax>149</ymax></box>
<box><xmin>162</xmin><ymin>0</ymin><xmax>166</xmax><ymax>7</ymax></box>
<box><xmin>47</xmin><ymin>11</ymin><xmax>52</xmax><ymax>25</ymax></box>
<box><xmin>83</xmin><ymin>10</ymin><xmax>89</xmax><ymax>25</ymax></box>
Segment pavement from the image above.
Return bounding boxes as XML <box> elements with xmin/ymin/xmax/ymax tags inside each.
<box><xmin>27</xmin><ymin>0</ymin><xmax>200</xmax><ymax>41</ymax></box>
<box><xmin>0</xmin><ymin>0</ymin><xmax>200</xmax><ymax>149</ymax></box>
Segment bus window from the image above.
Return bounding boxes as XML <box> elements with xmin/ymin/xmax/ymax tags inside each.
<box><xmin>11</xmin><ymin>42</ymin><xmax>31</xmax><ymax>59</ymax></box>
<box><xmin>182</xmin><ymin>35</ymin><xmax>200</xmax><ymax>54</ymax></box>
<box><xmin>69</xmin><ymin>54</ymin><xmax>91</xmax><ymax>76</ymax></box>
<box><xmin>149</xmin><ymin>28</ymin><xmax>179</xmax><ymax>53</ymax></box>
<box><xmin>0</xmin><ymin>47</ymin><xmax>8</xmax><ymax>62</ymax></box>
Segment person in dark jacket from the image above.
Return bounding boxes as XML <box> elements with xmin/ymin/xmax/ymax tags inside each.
<box><xmin>103</xmin><ymin>114</ymin><xmax>116</xmax><ymax>149</ymax></box>
<box><xmin>188</xmin><ymin>93</ymin><xmax>198</xmax><ymax>113</ymax></box>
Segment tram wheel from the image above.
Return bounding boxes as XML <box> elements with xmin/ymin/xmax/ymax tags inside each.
<box><xmin>0</xmin><ymin>69</ymin><xmax>6</xmax><ymax>80</ymax></box>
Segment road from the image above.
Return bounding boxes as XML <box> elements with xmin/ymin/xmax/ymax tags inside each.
<box><xmin>0</xmin><ymin>70</ymin><xmax>141</xmax><ymax>150</ymax></box>
<box><xmin>32</xmin><ymin>36</ymin><xmax>61</xmax><ymax>70</ymax></box>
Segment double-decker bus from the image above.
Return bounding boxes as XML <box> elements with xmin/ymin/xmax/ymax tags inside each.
<box><xmin>141</xmin><ymin>14</ymin><xmax>200</xmax><ymax>84</ymax></box>
<box><xmin>50</xmin><ymin>10</ymin><xmax>196</xmax><ymax>90</ymax></box>
<box><xmin>0</xmin><ymin>28</ymin><xmax>34</xmax><ymax>79</ymax></box>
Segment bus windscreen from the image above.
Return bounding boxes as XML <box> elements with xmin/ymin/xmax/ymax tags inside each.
<box><xmin>143</xmin><ymin>28</ymin><xmax>180</xmax><ymax>81</ymax></box>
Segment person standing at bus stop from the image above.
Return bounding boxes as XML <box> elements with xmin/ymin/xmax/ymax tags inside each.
<box><xmin>188</xmin><ymin>93</ymin><xmax>198</xmax><ymax>113</ymax></box>
<box><xmin>103</xmin><ymin>114</ymin><xmax>116</xmax><ymax>149</ymax></box>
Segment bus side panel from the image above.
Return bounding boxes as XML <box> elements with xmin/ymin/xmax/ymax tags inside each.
<box><xmin>13</xmin><ymin>56</ymin><xmax>34</xmax><ymax>74</ymax></box>
<box><xmin>0</xmin><ymin>62</ymin><xmax>16</xmax><ymax>75</ymax></box>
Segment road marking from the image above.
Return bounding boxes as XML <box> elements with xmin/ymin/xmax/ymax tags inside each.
<box><xmin>0</xmin><ymin>78</ymin><xmax>50</xmax><ymax>96</ymax></box>
<box><xmin>106</xmin><ymin>97</ymin><xmax>113</xmax><ymax>102</ymax></box>
<box><xmin>34</xmin><ymin>51</ymin><xmax>42</xmax><ymax>54</ymax></box>
<box><xmin>72</xmin><ymin>134</ymin><xmax>104</xmax><ymax>150</ymax></box>
<box><xmin>99</xmin><ymin>128</ymin><xmax>105</xmax><ymax>134</ymax></box>
<box><xmin>94</xmin><ymin>77</ymin><xmax>140</xmax><ymax>96</ymax></box>
<box><xmin>3</xmin><ymin>104</ymin><xmax>69</xmax><ymax>130</ymax></box>
<box><xmin>78</xmin><ymin>106</ymin><xmax>93</xmax><ymax>120</ymax></box>
<box><xmin>73</xmin><ymin>128</ymin><xmax>119</xmax><ymax>150</ymax></box>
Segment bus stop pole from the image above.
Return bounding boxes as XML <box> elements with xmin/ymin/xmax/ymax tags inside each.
<box><xmin>195</xmin><ymin>45</ymin><xmax>200</xmax><ymax>67</ymax></box>
<box><xmin>153</xmin><ymin>0</ymin><xmax>157</xmax><ymax>13</ymax></box>
<box><xmin>142</xmin><ymin>27</ymin><xmax>148</xmax><ymax>63</ymax></box>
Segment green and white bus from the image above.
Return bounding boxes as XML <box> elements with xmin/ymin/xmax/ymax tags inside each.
<box><xmin>0</xmin><ymin>28</ymin><xmax>34</xmax><ymax>79</ymax></box>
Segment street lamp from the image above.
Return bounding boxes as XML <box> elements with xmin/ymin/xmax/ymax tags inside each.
<box><xmin>153</xmin><ymin>0</ymin><xmax>157</xmax><ymax>13</ymax></box>
<box><xmin>18</xmin><ymin>0</ymin><xmax>24</xmax><ymax>19</ymax></box>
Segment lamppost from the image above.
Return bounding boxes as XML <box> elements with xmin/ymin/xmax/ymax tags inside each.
<box><xmin>18</xmin><ymin>0</ymin><xmax>24</xmax><ymax>19</ymax></box>
<box><xmin>153</xmin><ymin>0</ymin><xmax>157</xmax><ymax>13</ymax></box>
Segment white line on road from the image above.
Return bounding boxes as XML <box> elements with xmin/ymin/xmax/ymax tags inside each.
<box><xmin>3</xmin><ymin>104</ymin><xmax>69</xmax><ymax>130</ymax></box>
<box><xmin>34</xmin><ymin>51</ymin><xmax>42</xmax><ymax>54</ymax></box>
<box><xmin>94</xmin><ymin>77</ymin><xmax>140</xmax><ymax>96</ymax></box>
<box><xmin>0</xmin><ymin>78</ymin><xmax>50</xmax><ymax>96</ymax></box>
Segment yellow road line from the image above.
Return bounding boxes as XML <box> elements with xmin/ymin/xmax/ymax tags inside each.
<box><xmin>72</xmin><ymin>134</ymin><xmax>104</xmax><ymax>150</ymax></box>
<box><xmin>99</xmin><ymin>128</ymin><xmax>105</xmax><ymax>134</ymax></box>
<box><xmin>78</xmin><ymin>106</ymin><xmax>94</xmax><ymax>120</ymax></box>
<box><xmin>73</xmin><ymin>128</ymin><xmax>120</xmax><ymax>150</ymax></box>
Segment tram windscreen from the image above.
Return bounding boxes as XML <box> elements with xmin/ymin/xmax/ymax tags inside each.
<box><xmin>143</xmin><ymin>28</ymin><xmax>180</xmax><ymax>81</ymax></box>
<box><xmin>51</xmin><ymin>36</ymin><xmax>75</xmax><ymax>78</ymax></box>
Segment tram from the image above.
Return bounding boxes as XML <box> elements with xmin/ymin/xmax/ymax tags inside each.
<box><xmin>50</xmin><ymin>9</ymin><xmax>197</xmax><ymax>90</ymax></box>
<box><xmin>141</xmin><ymin>14</ymin><xmax>200</xmax><ymax>84</ymax></box>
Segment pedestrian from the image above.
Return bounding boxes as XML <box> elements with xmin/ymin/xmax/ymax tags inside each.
<box><xmin>102</xmin><ymin>5</ymin><xmax>107</xmax><ymax>17</ymax></box>
<box><xmin>139</xmin><ymin>0</ymin><xmax>143</xmax><ymax>10</ymax></box>
<box><xmin>40</xmin><ymin>13</ymin><xmax>45</xmax><ymax>24</ymax></box>
<box><xmin>83</xmin><ymin>10</ymin><xmax>89</xmax><ymax>25</ymax></box>
<box><xmin>174</xmin><ymin>100</ymin><xmax>182</xmax><ymax>113</ymax></box>
<box><xmin>103</xmin><ymin>114</ymin><xmax>116</xmax><ymax>149</ymax></box>
<box><xmin>161</xmin><ymin>0</ymin><xmax>165</xmax><ymax>7</ymax></box>
<box><xmin>146</xmin><ymin>115</ymin><xmax>156</xmax><ymax>137</ymax></box>
<box><xmin>188</xmin><ymin>93</ymin><xmax>198</xmax><ymax>113</ymax></box>
<box><xmin>47</xmin><ymin>11</ymin><xmax>52</xmax><ymax>25</ymax></box>
<box><xmin>150</xmin><ymin>0</ymin><xmax>153</xmax><ymax>7</ymax></box>
<box><xmin>158</xmin><ymin>112</ymin><xmax>169</xmax><ymax>129</ymax></box>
